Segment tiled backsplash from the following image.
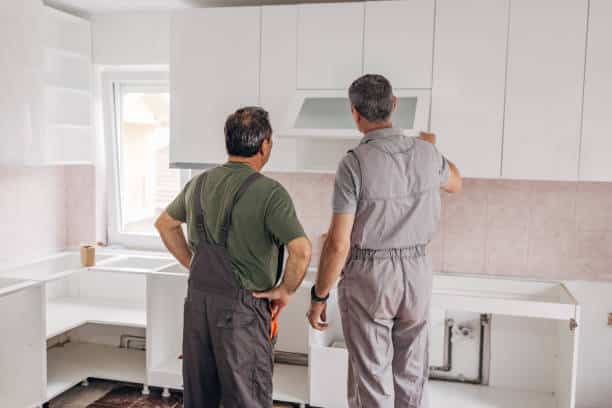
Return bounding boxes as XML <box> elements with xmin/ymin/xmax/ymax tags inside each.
<box><xmin>268</xmin><ymin>173</ymin><xmax>612</xmax><ymax>281</ymax></box>
<box><xmin>0</xmin><ymin>167</ymin><xmax>67</xmax><ymax>264</ymax></box>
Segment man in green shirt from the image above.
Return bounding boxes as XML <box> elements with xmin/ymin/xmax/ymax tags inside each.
<box><xmin>155</xmin><ymin>106</ymin><xmax>311</xmax><ymax>408</ymax></box>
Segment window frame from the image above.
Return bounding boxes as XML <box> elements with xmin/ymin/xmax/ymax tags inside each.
<box><xmin>102</xmin><ymin>70</ymin><xmax>190</xmax><ymax>250</ymax></box>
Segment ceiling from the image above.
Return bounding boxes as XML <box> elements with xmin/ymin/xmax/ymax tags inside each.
<box><xmin>44</xmin><ymin>0</ymin><xmax>354</xmax><ymax>16</ymax></box>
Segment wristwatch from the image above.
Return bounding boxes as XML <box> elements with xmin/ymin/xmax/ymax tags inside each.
<box><xmin>311</xmin><ymin>285</ymin><xmax>330</xmax><ymax>303</ymax></box>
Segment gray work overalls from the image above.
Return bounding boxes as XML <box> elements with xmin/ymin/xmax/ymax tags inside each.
<box><xmin>182</xmin><ymin>171</ymin><xmax>274</xmax><ymax>408</ymax></box>
<box><xmin>338</xmin><ymin>129</ymin><xmax>446</xmax><ymax>408</ymax></box>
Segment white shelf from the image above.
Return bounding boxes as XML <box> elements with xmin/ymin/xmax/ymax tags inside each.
<box><xmin>273</xmin><ymin>364</ymin><xmax>309</xmax><ymax>404</ymax></box>
<box><xmin>47</xmin><ymin>297</ymin><xmax>146</xmax><ymax>339</ymax></box>
<box><xmin>47</xmin><ymin>342</ymin><xmax>145</xmax><ymax>401</ymax></box>
<box><xmin>429</xmin><ymin>381</ymin><xmax>556</xmax><ymax>408</ymax></box>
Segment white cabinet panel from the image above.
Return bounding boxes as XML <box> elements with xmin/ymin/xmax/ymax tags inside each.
<box><xmin>502</xmin><ymin>0</ymin><xmax>588</xmax><ymax>180</ymax></box>
<box><xmin>364</xmin><ymin>0</ymin><xmax>434</xmax><ymax>89</ymax></box>
<box><xmin>260</xmin><ymin>5</ymin><xmax>299</xmax><ymax>172</ymax></box>
<box><xmin>170</xmin><ymin>7</ymin><xmax>261</xmax><ymax>167</ymax></box>
<box><xmin>0</xmin><ymin>0</ymin><xmax>45</xmax><ymax>165</ymax></box>
<box><xmin>580</xmin><ymin>0</ymin><xmax>612</xmax><ymax>181</ymax></box>
<box><xmin>297</xmin><ymin>3</ymin><xmax>364</xmax><ymax>90</ymax></box>
<box><xmin>431</xmin><ymin>0</ymin><xmax>509</xmax><ymax>178</ymax></box>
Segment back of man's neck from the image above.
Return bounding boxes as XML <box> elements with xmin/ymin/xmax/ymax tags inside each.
<box><xmin>363</xmin><ymin>122</ymin><xmax>393</xmax><ymax>134</ymax></box>
<box><xmin>227</xmin><ymin>156</ymin><xmax>262</xmax><ymax>172</ymax></box>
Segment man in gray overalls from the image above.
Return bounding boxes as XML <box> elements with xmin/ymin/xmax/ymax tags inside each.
<box><xmin>308</xmin><ymin>75</ymin><xmax>462</xmax><ymax>407</ymax></box>
<box><xmin>156</xmin><ymin>107</ymin><xmax>312</xmax><ymax>407</ymax></box>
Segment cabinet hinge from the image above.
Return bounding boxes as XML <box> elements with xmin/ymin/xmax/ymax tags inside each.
<box><xmin>569</xmin><ymin>318</ymin><xmax>578</xmax><ymax>332</ymax></box>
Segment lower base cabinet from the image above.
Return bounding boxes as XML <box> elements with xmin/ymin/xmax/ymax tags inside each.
<box><xmin>309</xmin><ymin>275</ymin><xmax>580</xmax><ymax>408</ymax></box>
<box><xmin>0</xmin><ymin>254</ymin><xmax>581</xmax><ymax>408</ymax></box>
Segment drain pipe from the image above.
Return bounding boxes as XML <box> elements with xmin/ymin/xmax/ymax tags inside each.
<box><xmin>429</xmin><ymin>314</ymin><xmax>490</xmax><ymax>386</ymax></box>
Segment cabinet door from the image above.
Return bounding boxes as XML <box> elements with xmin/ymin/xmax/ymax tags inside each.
<box><xmin>261</xmin><ymin>5</ymin><xmax>298</xmax><ymax>172</ymax></box>
<box><xmin>170</xmin><ymin>8</ymin><xmax>261</xmax><ymax>167</ymax></box>
<box><xmin>364</xmin><ymin>0</ymin><xmax>434</xmax><ymax>89</ymax></box>
<box><xmin>580</xmin><ymin>0</ymin><xmax>612</xmax><ymax>181</ymax></box>
<box><xmin>502</xmin><ymin>0</ymin><xmax>588</xmax><ymax>180</ymax></box>
<box><xmin>0</xmin><ymin>0</ymin><xmax>44</xmax><ymax>165</ymax></box>
<box><xmin>431</xmin><ymin>0</ymin><xmax>509</xmax><ymax>178</ymax></box>
<box><xmin>297</xmin><ymin>3</ymin><xmax>364</xmax><ymax>90</ymax></box>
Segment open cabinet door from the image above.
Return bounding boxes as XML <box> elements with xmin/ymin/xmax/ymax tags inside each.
<box><xmin>556</xmin><ymin>286</ymin><xmax>580</xmax><ymax>408</ymax></box>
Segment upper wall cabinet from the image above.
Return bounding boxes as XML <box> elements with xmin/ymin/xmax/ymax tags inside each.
<box><xmin>0</xmin><ymin>0</ymin><xmax>44</xmax><ymax>166</ymax></box>
<box><xmin>170</xmin><ymin>7</ymin><xmax>261</xmax><ymax>167</ymax></box>
<box><xmin>364</xmin><ymin>0</ymin><xmax>434</xmax><ymax>89</ymax></box>
<box><xmin>580</xmin><ymin>0</ymin><xmax>612</xmax><ymax>181</ymax></box>
<box><xmin>502</xmin><ymin>0</ymin><xmax>588</xmax><ymax>181</ymax></box>
<box><xmin>431</xmin><ymin>0</ymin><xmax>509</xmax><ymax>178</ymax></box>
<box><xmin>297</xmin><ymin>3</ymin><xmax>364</xmax><ymax>90</ymax></box>
<box><xmin>42</xmin><ymin>7</ymin><xmax>93</xmax><ymax>165</ymax></box>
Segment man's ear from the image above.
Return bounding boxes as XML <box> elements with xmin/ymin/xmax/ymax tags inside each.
<box><xmin>392</xmin><ymin>96</ymin><xmax>398</xmax><ymax>113</ymax></box>
<box><xmin>351</xmin><ymin>106</ymin><xmax>361</xmax><ymax>124</ymax></box>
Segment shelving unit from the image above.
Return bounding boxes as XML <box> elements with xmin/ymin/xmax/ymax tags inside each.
<box><xmin>41</xmin><ymin>6</ymin><xmax>93</xmax><ymax>165</ymax></box>
<box><xmin>47</xmin><ymin>297</ymin><xmax>146</xmax><ymax>339</ymax></box>
<box><xmin>47</xmin><ymin>342</ymin><xmax>146</xmax><ymax>401</ymax></box>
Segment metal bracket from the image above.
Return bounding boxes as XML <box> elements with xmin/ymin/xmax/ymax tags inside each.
<box><xmin>569</xmin><ymin>318</ymin><xmax>578</xmax><ymax>331</ymax></box>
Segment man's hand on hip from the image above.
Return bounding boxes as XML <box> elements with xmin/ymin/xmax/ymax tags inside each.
<box><xmin>253</xmin><ymin>285</ymin><xmax>290</xmax><ymax>320</ymax></box>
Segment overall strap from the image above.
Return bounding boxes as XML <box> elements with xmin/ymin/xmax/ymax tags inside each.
<box><xmin>192</xmin><ymin>172</ymin><xmax>211</xmax><ymax>243</ymax></box>
<box><xmin>219</xmin><ymin>172</ymin><xmax>262</xmax><ymax>248</ymax></box>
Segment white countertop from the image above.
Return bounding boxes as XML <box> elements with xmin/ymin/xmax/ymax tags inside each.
<box><xmin>0</xmin><ymin>276</ymin><xmax>40</xmax><ymax>297</ymax></box>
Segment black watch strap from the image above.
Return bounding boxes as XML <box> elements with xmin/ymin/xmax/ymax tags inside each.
<box><xmin>311</xmin><ymin>285</ymin><xmax>330</xmax><ymax>303</ymax></box>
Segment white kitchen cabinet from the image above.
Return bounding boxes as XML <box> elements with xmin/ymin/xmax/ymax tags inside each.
<box><xmin>431</xmin><ymin>0</ymin><xmax>509</xmax><ymax>178</ymax></box>
<box><xmin>310</xmin><ymin>275</ymin><xmax>580</xmax><ymax>408</ymax></box>
<box><xmin>297</xmin><ymin>3</ymin><xmax>364</xmax><ymax>90</ymax></box>
<box><xmin>0</xmin><ymin>279</ymin><xmax>46</xmax><ymax>408</ymax></box>
<box><xmin>502</xmin><ymin>0</ymin><xmax>588</xmax><ymax>180</ymax></box>
<box><xmin>579</xmin><ymin>0</ymin><xmax>612</xmax><ymax>181</ymax></box>
<box><xmin>364</xmin><ymin>0</ymin><xmax>434</xmax><ymax>89</ymax></box>
<box><xmin>170</xmin><ymin>7</ymin><xmax>261</xmax><ymax>167</ymax></box>
<box><xmin>260</xmin><ymin>5</ymin><xmax>300</xmax><ymax>173</ymax></box>
<box><xmin>0</xmin><ymin>4</ymin><xmax>93</xmax><ymax>166</ymax></box>
<box><xmin>41</xmin><ymin>7</ymin><xmax>94</xmax><ymax>165</ymax></box>
<box><xmin>0</xmin><ymin>0</ymin><xmax>45</xmax><ymax>166</ymax></box>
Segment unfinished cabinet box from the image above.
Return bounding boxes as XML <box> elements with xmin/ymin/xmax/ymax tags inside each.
<box><xmin>170</xmin><ymin>7</ymin><xmax>261</xmax><ymax>168</ymax></box>
<box><xmin>310</xmin><ymin>275</ymin><xmax>580</xmax><ymax>408</ymax></box>
<box><xmin>0</xmin><ymin>279</ymin><xmax>46</xmax><ymax>408</ymax></box>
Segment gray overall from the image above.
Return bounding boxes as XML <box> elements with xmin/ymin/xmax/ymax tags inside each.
<box><xmin>338</xmin><ymin>131</ymin><xmax>446</xmax><ymax>408</ymax></box>
<box><xmin>182</xmin><ymin>172</ymin><xmax>274</xmax><ymax>408</ymax></box>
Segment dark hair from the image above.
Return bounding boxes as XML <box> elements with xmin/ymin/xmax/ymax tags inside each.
<box><xmin>224</xmin><ymin>106</ymin><xmax>273</xmax><ymax>157</ymax></box>
<box><xmin>348</xmin><ymin>74</ymin><xmax>394</xmax><ymax>122</ymax></box>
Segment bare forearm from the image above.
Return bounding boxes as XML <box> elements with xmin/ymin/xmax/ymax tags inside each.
<box><xmin>281</xmin><ymin>252</ymin><xmax>310</xmax><ymax>294</ymax></box>
<box><xmin>315</xmin><ymin>239</ymin><xmax>349</xmax><ymax>297</ymax></box>
<box><xmin>159</xmin><ymin>227</ymin><xmax>192</xmax><ymax>268</ymax></box>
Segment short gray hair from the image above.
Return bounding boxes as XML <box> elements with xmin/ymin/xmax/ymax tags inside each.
<box><xmin>348</xmin><ymin>74</ymin><xmax>394</xmax><ymax>122</ymax></box>
<box><xmin>224</xmin><ymin>106</ymin><xmax>272</xmax><ymax>157</ymax></box>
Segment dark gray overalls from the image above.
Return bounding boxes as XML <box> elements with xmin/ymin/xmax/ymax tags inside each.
<box><xmin>182</xmin><ymin>171</ymin><xmax>274</xmax><ymax>408</ymax></box>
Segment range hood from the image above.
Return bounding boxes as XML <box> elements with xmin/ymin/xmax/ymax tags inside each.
<box><xmin>279</xmin><ymin>89</ymin><xmax>431</xmax><ymax>139</ymax></box>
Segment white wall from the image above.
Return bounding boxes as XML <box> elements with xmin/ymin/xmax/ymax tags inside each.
<box><xmin>564</xmin><ymin>281</ymin><xmax>612</xmax><ymax>408</ymax></box>
<box><xmin>91</xmin><ymin>13</ymin><xmax>170</xmax><ymax>65</ymax></box>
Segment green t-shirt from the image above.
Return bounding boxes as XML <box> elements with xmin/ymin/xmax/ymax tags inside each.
<box><xmin>166</xmin><ymin>162</ymin><xmax>305</xmax><ymax>292</ymax></box>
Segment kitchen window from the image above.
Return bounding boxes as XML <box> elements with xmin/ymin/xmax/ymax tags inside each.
<box><xmin>103</xmin><ymin>71</ymin><xmax>189</xmax><ymax>249</ymax></box>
